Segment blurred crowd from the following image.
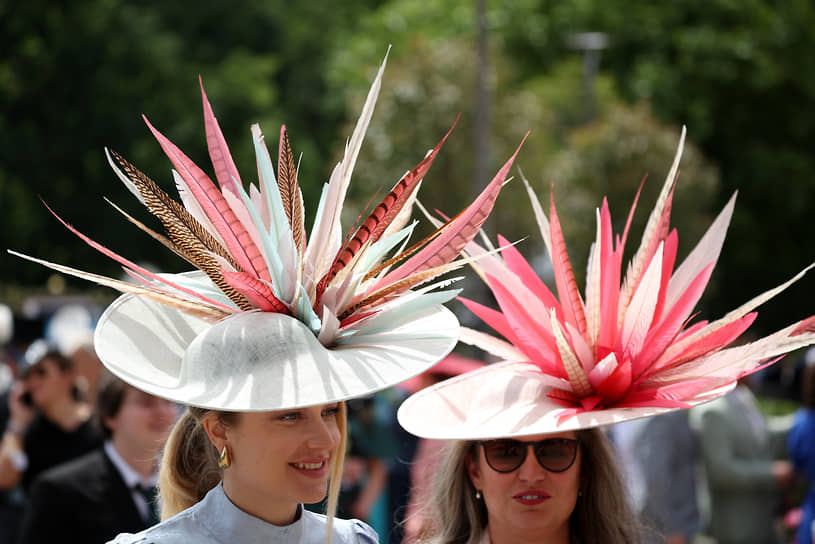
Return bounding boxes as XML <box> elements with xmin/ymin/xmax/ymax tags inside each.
<box><xmin>2</xmin><ymin>297</ymin><xmax>815</xmax><ymax>544</ymax></box>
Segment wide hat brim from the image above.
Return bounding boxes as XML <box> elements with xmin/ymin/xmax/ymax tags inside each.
<box><xmin>95</xmin><ymin>294</ymin><xmax>459</xmax><ymax>411</ymax></box>
<box><xmin>397</xmin><ymin>361</ymin><xmax>735</xmax><ymax>440</ymax></box>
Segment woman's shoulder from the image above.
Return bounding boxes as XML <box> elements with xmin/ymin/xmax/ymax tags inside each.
<box><xmin>106</xmin><ymin>507</ymin><xmax>212</xmax><ymax>544</ymax></box>
<box><xmin>108</xmin><ymin>506</ymin><xmax>379</xmax><ymax>544</ymax></box>
<box><xmin>302</xmin><ymin>510</ymin><xmax>379</xmax><ymax>543</ymax></box>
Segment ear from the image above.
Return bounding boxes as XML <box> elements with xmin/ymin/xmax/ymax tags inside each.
<box><xmin>201</xmin><ymin>413</ymin><xmax>228</xmax><ymax>451</ymax></box>
<box><xmin>466</xmin><ymin>447</ymin><xmax>482</xmax><ymax>492</ymax></box>
<box><xmin>102</xmin><ymin>414</ymin><xmax>120</xmax><ymax>435</ymax></box>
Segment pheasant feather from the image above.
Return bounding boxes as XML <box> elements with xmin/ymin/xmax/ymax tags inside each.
<box><xmin>277</xmin><ymin>125</ymin><xmax>305</xmax><ymax>254</ymax></box>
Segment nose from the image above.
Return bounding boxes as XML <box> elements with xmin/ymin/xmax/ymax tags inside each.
<box><xmin>517</xmin><ymin>444</ymin><xmax>546</xmax><ymax>481</ymax></box>
<box><xmin>306</xmin><ymin>410</ymin><xmax>339</xmax><ymax>450</ymax></box>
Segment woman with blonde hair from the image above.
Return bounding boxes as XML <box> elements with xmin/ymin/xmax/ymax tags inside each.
<box><xmin>13</xmin><ymin>50</ymin><xmax>526</xmax><ymax>543</ymax></box>
<box><xmin>399</xmin><ymin>128</ymin><xmax>815</xmax><ymax>544</ymax></box>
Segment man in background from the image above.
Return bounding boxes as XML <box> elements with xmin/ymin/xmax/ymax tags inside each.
<box><xmin>17</xmin><ymin>372</ymin><xmax>177</xmax><ymax>544</ymax></box>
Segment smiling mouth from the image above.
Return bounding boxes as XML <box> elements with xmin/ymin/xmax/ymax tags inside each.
<box><xmin>291</xmin><ymin>461</ymin><xmax>325</xmax><ymax>470</ymax></box>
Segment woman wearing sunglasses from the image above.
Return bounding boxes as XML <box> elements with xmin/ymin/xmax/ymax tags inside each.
<box><xmin>0</xmin><ymin>339</ymin><xmax>101</xmax><ymax>493</ymax></box>
<box><xmin>399</xmin><ymin>129</ymin><xmax>815</xmax><ymax>544</ymax></box>
<box><xmin>398</xmin><ymin>367</ymin><xmax>640</xmax><ymax>543</ymax></box>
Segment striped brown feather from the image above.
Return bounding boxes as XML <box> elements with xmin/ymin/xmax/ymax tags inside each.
<box><xmin>110</xmin><ymin>150</ymin><xmax>253</xmax><ymax>310</ymax></box>
<box><xmin>361</xmin><ymin>219</ymin><xmax>451</xmax><ymax>283</ymax></box>
<box><xmin>339</xmin><ymin>261</ymin><xmax>458</xmax><ymax>321</ymax></box>
<box><xmin>278</xmin><ymin>126</ymin><xmax>305</xmax><ymax>253</ymax></box>
<box><xmin>104</xmin><ymin>198</ymin><xmax>196</xmax><ymax>267</ymax></box>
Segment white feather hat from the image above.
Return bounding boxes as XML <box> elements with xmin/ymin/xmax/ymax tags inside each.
<box><xmin>13</xmin><ymin>53</ymin><xmax>526</xmax><ymax>411</ymax></box>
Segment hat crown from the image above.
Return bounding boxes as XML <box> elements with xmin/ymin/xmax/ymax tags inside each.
<box><xmin>182</xmin><ymin>312</ymin><xmax>318</xmax><ymax>384</ymax></box>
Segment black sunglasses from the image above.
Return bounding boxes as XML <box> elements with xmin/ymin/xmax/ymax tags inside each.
<box><xmin>478</xmin><ymin>438</ymin><xmax>580</xmax><ymax>473</ymax></box>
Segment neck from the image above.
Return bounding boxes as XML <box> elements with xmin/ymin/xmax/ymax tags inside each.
<box><xmin>222</xmin><ymin>476</ymin><xmax>299</xmax><ymax>526</ymax></box>
<box><xmin>110</xmin><ymin>437</ymin><xmax>159</xmax><ymax>479</ymax></box>
<box><xmin>488</xmin><ymin>521</ymin><xmax>570</xmax><ymax>544</ymax></box>
<box><xmin>42</xmin><ymin>395</ymin><xmax>86</xmax><ymax>430</ymax></box>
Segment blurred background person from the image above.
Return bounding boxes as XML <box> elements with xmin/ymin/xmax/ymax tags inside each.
<box><xmin>788</xmin><ymin>347</ymin><xmax>815</xmax><ymax>544</ymax></box>
<box><xmin>690</xmin><ymin>377</ymin><xmax>795</xmax><ymax>544</ymax></box>
<box><xmin>45</xmin><ymin>304</ymin><xmax>103</xmax><ymax>408</ymax></box>
<box><xmin>17</xmin><ymin>372</ymin><xmax>178</xmax><ymax>543</ymax></box>
<box><xmin>0</xmin><ymin>339</ymin><xmax>101</xmax><ymax>493</ymax></box>
<box><xmin>395</xmin><ymin>354</ymin><xmax>486</xmax><ymax>544</ymax></box>
<box><xmin>613</xmin><ymin>410</ymin><xmax>701</xmax><ymax>544</ymax></box>
<box><xmin>337</xmin><ymin>395</ymin><xmax>394</xmax><ymax>538</ymax></box>
<box><xmin>0</xmin><ymin>310</ymin><xmax>47</xmax><ymax>544</ymax></box>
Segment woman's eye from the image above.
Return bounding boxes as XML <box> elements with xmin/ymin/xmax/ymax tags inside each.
<box><xmin>322</xmin><ymin>407</ymin><xmax>340</xmax><ymax>418</ymax></box>
<box><xmin>279</xmin><ymin>412</ymin><xmax>300</xmax><ymax>421</ymax></box>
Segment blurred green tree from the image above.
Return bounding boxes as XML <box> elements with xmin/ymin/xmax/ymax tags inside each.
<box><xmin>1</xmin><ymin>0</ymin><xmax>379</xmax><ymax>300</ymax></box>
<box><xmin>503</xmin><ymin>0</ymin><xmax>815</xmax><ymax>334</ymax></box>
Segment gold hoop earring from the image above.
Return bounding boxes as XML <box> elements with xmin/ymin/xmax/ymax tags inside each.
<box><xmin>218</xmin><ymin>445</ymin><xmax>231</xmax><ymax>469</ymax></box>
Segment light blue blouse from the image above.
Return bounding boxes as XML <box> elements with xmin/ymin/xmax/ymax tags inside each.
<box><xmin>107</xmin><ymin>483</ymin><xmax>378</xmax><ymax>544</ymax></box>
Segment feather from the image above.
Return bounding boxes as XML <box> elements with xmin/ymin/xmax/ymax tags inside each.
<box><xmin>221</xmin><ymin>271</ymin><xmax>290</xmax><ymax>314</ymax></box>
<box><xmin>277</xmin><ymin>125</ymin><xmax>306</xmax><ymax>255</ymax></box>
<box><xmin>550</xmin><ymin>309</ymin><xmax>593</xmax><ymax>397</ymax></box>
<box><xmin>105</xmin><ymin>148</ymin><xmax>145</xmax><ymax>205</ymax></box>
<box><xmin>585</xmin><ymin>208</ymin><xmax>603</xmax><ymax>350</ymax></box>
<box><xmin>458</xmin><ymin>326</ymin><xmax>526</xmax><ymax>362</ymax></box>
<box><xmin>619</xmin><ymin>127</ymin><xmax>685</xmax><ymax>323</ymax></box>
<box><xmin>316</xmin><ymin>117</ymin><xmax>458</xmax><ymax>298</ymax></box>
<box><xmin>633</xmin><ymin>262</ymin><xmax>715</xmax><ymax>379</ymax></box>
<box><xmin>174</xmin><ymin>170</ymin><xmax>228</xmax><ymax>250</ymax></box>
<box><xmin>41</xmin><ymin>200</ymin><xmax>238</xmax><ymax>312</ymax></box>
<box><xmin>103</xmin><ymin>197</ymin><xmax>193</xmax><ymax>266</ymax></box>
<box><xmin>519</xmin><ymin>170</ymin><xmax>553</xmax><ymax>263</ymax></box>
<box><xmin>304</xmin><ymin>51</ymin><xmax>389</xmax><ymax>294</ymax></box>
<box><xmin>8</xmin><ymin>250</ymin><xmax>230</xmax><ymax>322</ymax></box>
<box><xmin>458</xmin><ymin>297</ymin><xmax>523</xmax><ymax>349</ymax></box>
<box><xmin>548</xmin><ymin>191</ymin><xmax>587</xmax><ymax>335</ymax></box>
<box><xmin>484</xmin><ymin>274</ymin><xmax>563</xmax><ymax>377</ymax></box>
<box><xmin>338</xmin><ymin>259</ymin><xmax>465</xmax><ymax>320</ymax></box>
<box><xmin>200</xmin><ymin>78</ymin><xmax>242</xmax><ymax>195</ymax></box>
<box><xmin>620</xmin><ymin>244</ymin><xmax>663</xmax><ymax>359</ymax></box>
<box><xmin>661</xmin><ymin>263</ymin><xmax>815</xmax><ymax>365</ymax></box>
<box><xmin>108</xmin><ymin>150</ymin><xmax>252</xmax><ymax>310</ymax></box>
<box><xmin>457</xmin><ymin>328</ymin><xmax>523</xmax><ymax>364</ymax></box>
<box><xmin>375</xmin><ymin>134</ymin><xmax>528</xmax><ymax>289</ymax></box>
<box><xmin>665</xmin><ymin>193</ymin><xmax>736</xmax><ymax>310</ymax></box>
<box><xmin>382</xmin><ymin>180</ymin><xmax>421</xmax><ymax>240</ymax></box>
<box><xmin>144</xmin><ymin>116</ymin><xmax>271</xmax><ymax>282</ymax></box>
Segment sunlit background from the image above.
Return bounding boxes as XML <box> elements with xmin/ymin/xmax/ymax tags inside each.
<box><xmin>2</xmin><ymin>0</ymin><xmax>814</xmax><ymax>341</ymax></box>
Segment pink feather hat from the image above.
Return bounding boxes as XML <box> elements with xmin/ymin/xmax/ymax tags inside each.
<box><xmin>398</xmin><ymin>128</ymin><xmax>815</xmax><ymax>440</ymax></box>
<box><xmin>11</xmin><ymin>53</ymin><xmax>527</xmax><ymax>411</ymax></box>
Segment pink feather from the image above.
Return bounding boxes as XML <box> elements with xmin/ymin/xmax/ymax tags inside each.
<box><xmin>485</xmin><ymin>274</ymin><xmax>565</xmax><ymax>378</ymax></box>
<box><xmin>633</xmin><ymin>263</ymin><xmax>716</xmax><ymax>379</ymax></box>
<box><xmin>200</xmin><ymin>78</ymin><xmax>242</xmax><ymax>195</ymax></box>
<box><xmin>496</xmin><ymin>234</ymin><xmax>564</xmax><ymax>321</ymax></box>
<box><xmin>651</xmin><ymin>313</ymin><xmax>757</xmax><ymax>375</ymax></box>
<box><xmin>548</xmin><ymin>193</ymin><xmax>587</xmax><ymax>336</ymax></box>
<box><xmin>144</xmin><ymin>116</ymin><xmax>270</xmax><ymax>283</ymax></box>
<box><xmin>458</xmin><ymin>297</ymin><xmax>523</xmax><ymax>349</ymax></box>
<box><xmin>651</xmin><ymin>229</ymin><xmax>678</xmax><ymax>324</ymax></box>
<box><xmin>373</xmin><ymin>134</ymin><xmax>528</xmax><ymax>289</ymax></box>
<box><xmin>43</xmin><ymin>201</ymin><xmax>234</xmax><ymax>312</ymax></box>
<box><xmin>221</xmin><ymin>271</ymin><xmax>290</xmax><ymax>313</ymax></box>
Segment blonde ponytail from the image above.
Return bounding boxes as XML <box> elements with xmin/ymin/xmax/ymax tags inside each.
<box><xmin>158</xmin><ymin>407</ymin><xmax>235</xmax><ymax>519</ymax></box>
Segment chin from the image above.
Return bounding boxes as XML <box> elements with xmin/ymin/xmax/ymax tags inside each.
<box><xmin>301</xmin><ymin>485</ymin><xmax>329</xmax><ymax>505</ymax></box>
